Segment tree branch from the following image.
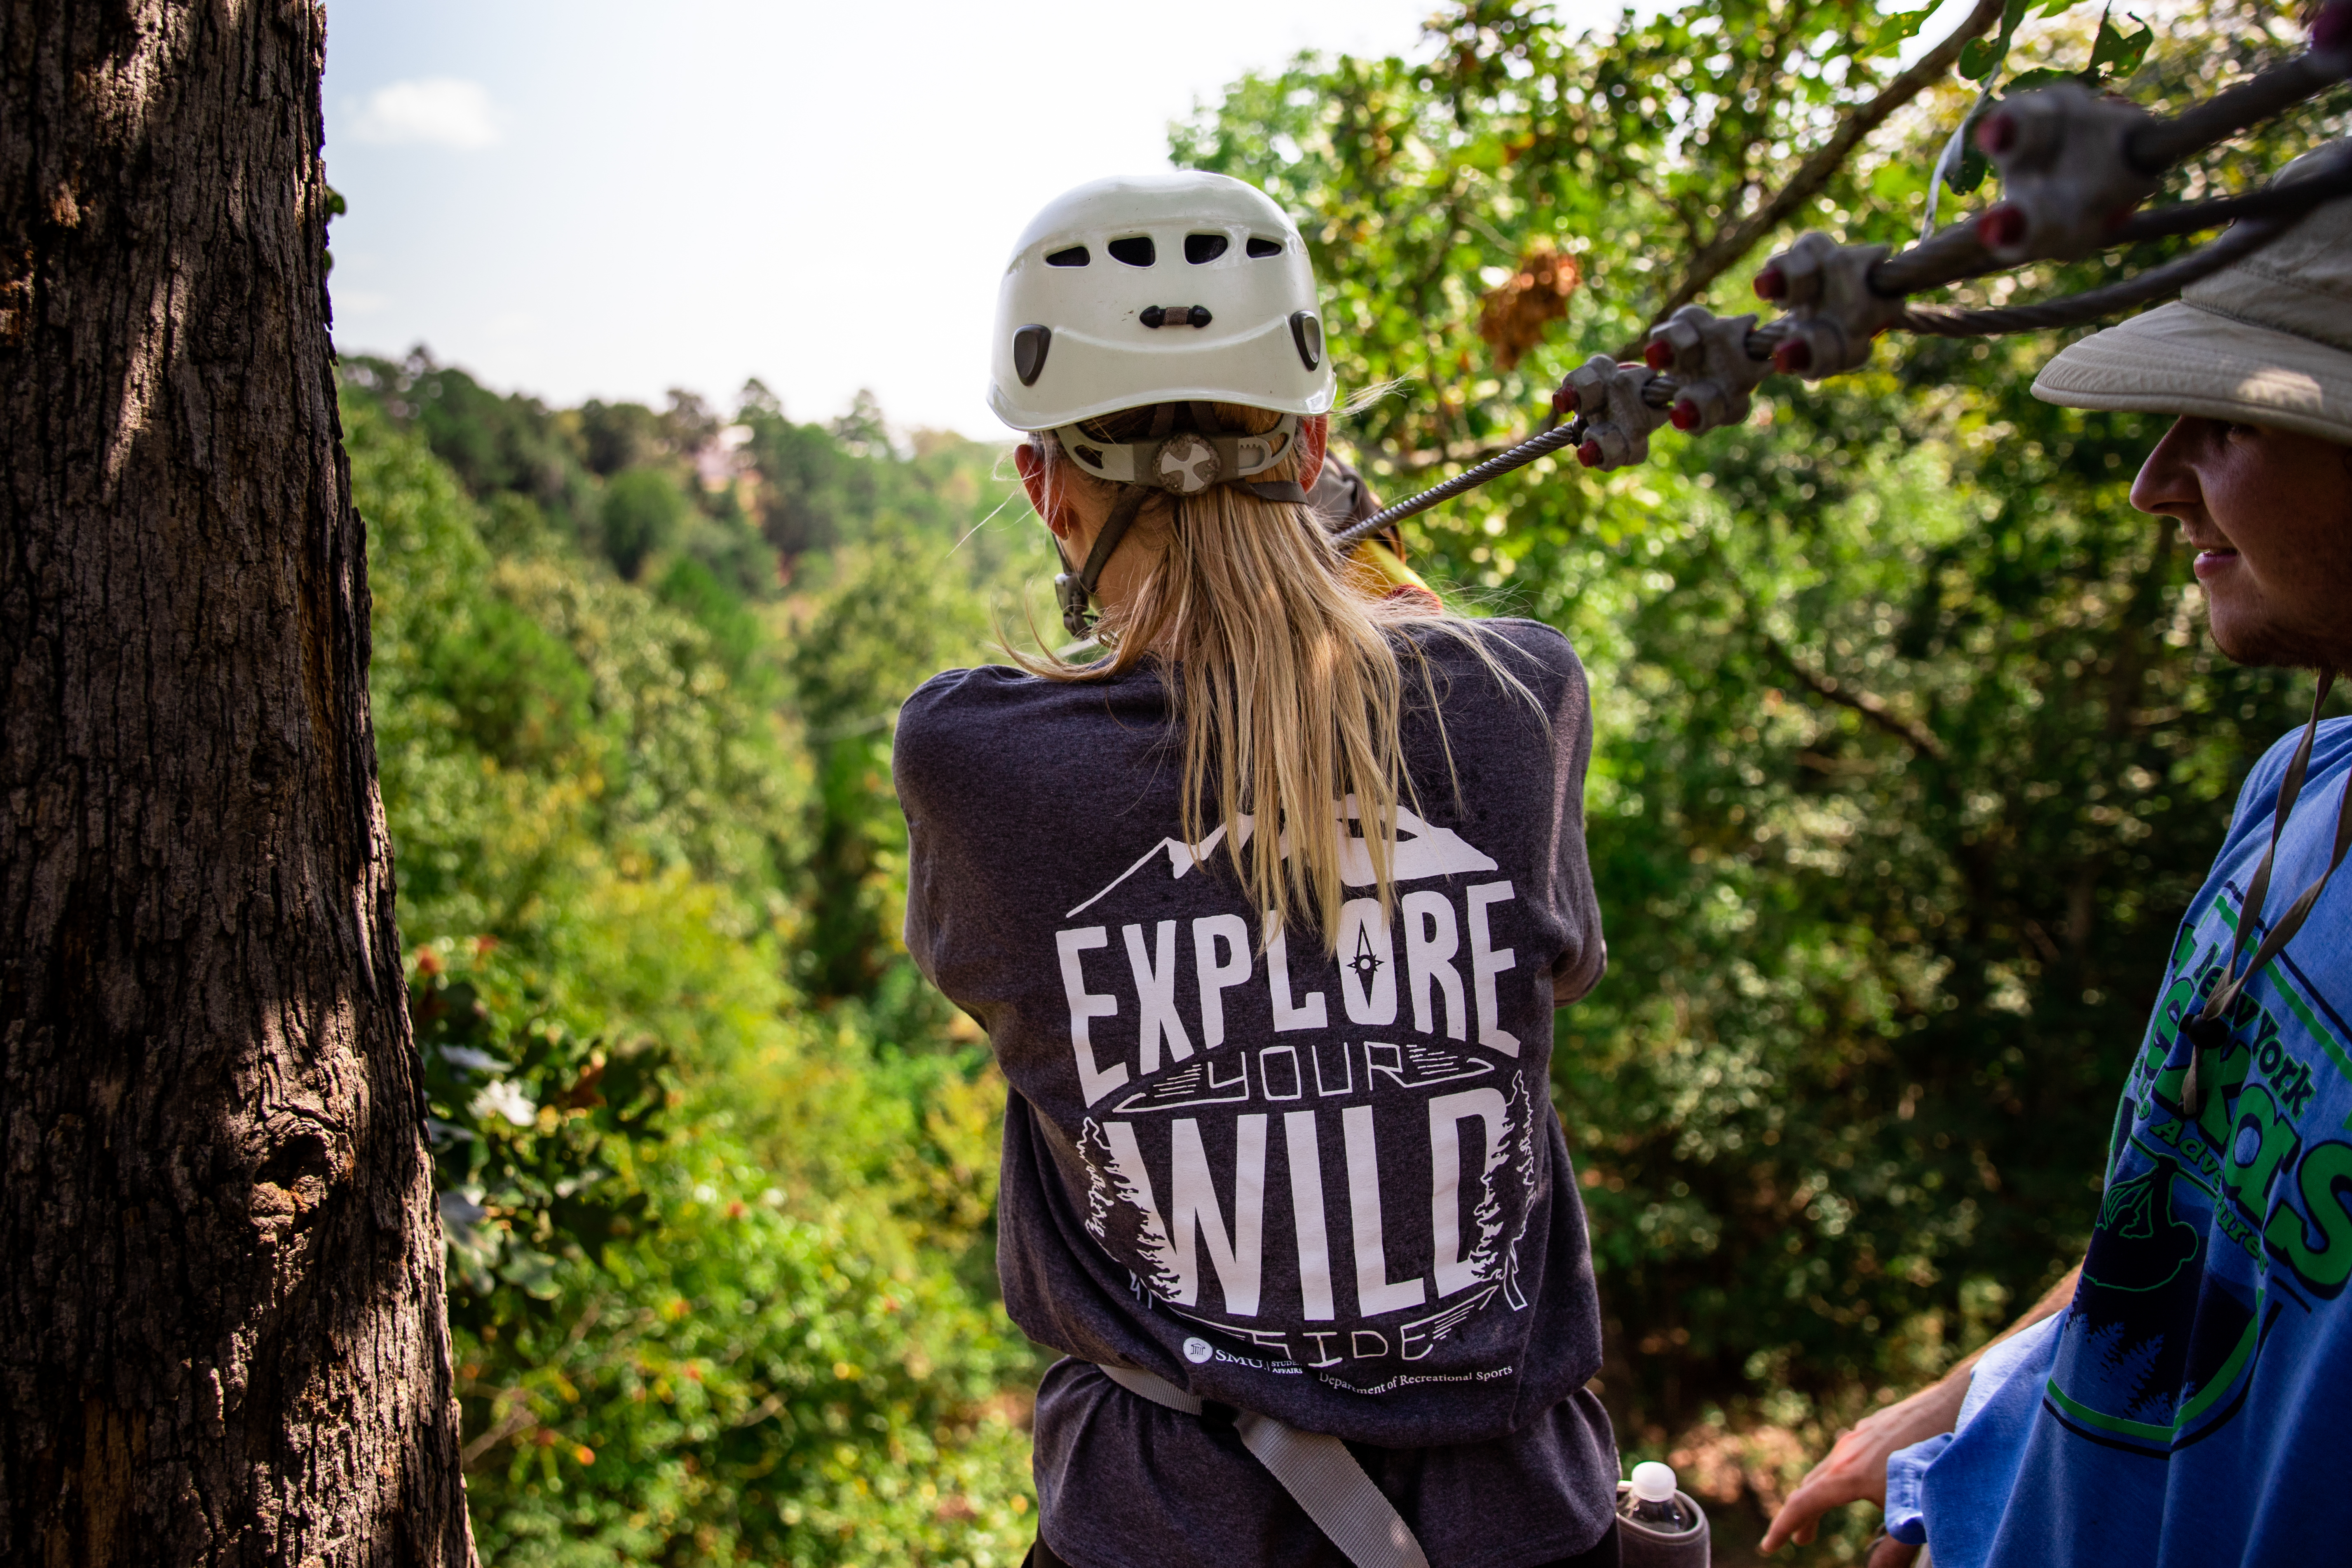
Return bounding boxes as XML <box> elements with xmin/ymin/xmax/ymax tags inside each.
<box><xmin>1613</xmin><ymin>0</ymin><xmax>2006</xmax><ymax>359</ymax></box>
<box><xmin>1763</xmin><ymin>631</ymin><xmax>1949</xmax><ymax>762</ymax></box>
<box><xmin>461</xmin><ymin>1392</ymin><xmax>540</xmax><ymax>1469</ymax></box>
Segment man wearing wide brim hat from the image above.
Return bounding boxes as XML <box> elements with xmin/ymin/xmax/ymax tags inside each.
<box><xmin>1764</xmin><ymin>149</ymin><xmax>2352</xmax><ymax>1568</ymax></box>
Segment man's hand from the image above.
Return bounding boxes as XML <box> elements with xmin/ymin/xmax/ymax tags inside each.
<box><xmin>1760</xmin><ymin>1263</ymin><xmax>2081</xmax><ymax>1554</ymax></box>
<box><xmin>1759</xmin><ymin>1373</ymin><xmax>1967</xmax><ymax>1553</ymax></box>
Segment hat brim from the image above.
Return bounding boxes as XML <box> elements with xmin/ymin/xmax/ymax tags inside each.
<box><xmin>2031</xmin><ymin>300</ymin><xmax>2352</xmax><ymax>446</ymax></box>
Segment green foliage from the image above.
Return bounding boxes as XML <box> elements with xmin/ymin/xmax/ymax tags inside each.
<box><xmin>345</xmin><ymin>352</ymin><xmax>602</xmax><ymax>536</ymax></box>
<box><xmin>347</xmin><ymin>379</ymin><xmax>1043</xmax><ymax>1563</ymax></box>
<box><xmin>1175</xmin><ymin>0</ymin><xmax>2349</xmax><ymax>1524</ymax></box>
<box><xmin>601</xmin><ymin>466</ymin><xmax>692</xmax><ymax>581</ymax></box>
<box><xmin>408</xmin><ymin>940</ymin><xmax>1036</xmax><ymax>1568</ymax></box>
<box><xmin>458</xmin><ymin>1131</ymin><xmax>1036</xmax><ymax>1568</ymax></box>
<box><xmin>787</xmin><ymin>529</ymin><xmax>994</xmax><ymax>1001</ymax></box>
<box><xmin>658</xmin><ymin>555</ymin><xmax>767</xmax><ymax>682</ymax></box>
<box><xmin>354</xmin><ymin>391</ymin><xmax>810</xmax><ymax>945</ymax></box>
<box><xmin>414</xmin><ymin>938</ymin><xmax>673</xmax><ymax>1303</ymax></box>
<box><xmin>429</xmin><ymin>595</ymin><xmax>598</xmax><ymax>769</ymax></box>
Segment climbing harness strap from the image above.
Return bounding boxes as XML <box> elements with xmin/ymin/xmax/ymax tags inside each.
<box><xmin>2183</xmin><ymin>670</ymin><xmax>2352</xmax><ymax>1114</ymax></box>
<box><xmin>1096</xmin><ymin>1362</ymin><xmax>1432</xmax><ymax>1568</ymax></box>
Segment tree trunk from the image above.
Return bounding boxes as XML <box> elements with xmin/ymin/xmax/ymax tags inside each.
<box><xmin>0</xmin><ymin>3</ymin><xmax>474</xmax><ymax>1562</ymax></box>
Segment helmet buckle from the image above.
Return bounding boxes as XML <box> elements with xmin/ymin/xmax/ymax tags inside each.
<box><xmin>1053</xmin><ymin>570</ymin><xmax>1094</xmax><ymax>638</ymax></box>
<box><xmin>1155</xmin><ymin>434</ymin><xmax>1221</xmax><ymax>494</ymax></box>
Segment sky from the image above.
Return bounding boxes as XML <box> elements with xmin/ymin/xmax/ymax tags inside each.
<box><xmin>321</xmin><ymin>0</ymin><xmax>1982</xmax><ymax>440</ymax></box>
<box><xmin>318</xmin><ymin>0</ymin><xmax>1531</xmax><ymax>439</ymax></box>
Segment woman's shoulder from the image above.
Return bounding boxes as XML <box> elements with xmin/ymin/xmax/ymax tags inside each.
<box><xmin>1407</xmin><ymin>614</ymin><xmax>1586</xmax><ymax>691</ymax></box>
<box><xmin>1468</xmin><ymin>614</ymin><xmax>1581</xmax><ymax>664</ymax></box>
<box><xmin>900</xmin><ymin>662</ymin><xmax>1026</xmax><ymax>722</ymax></box>
<box><xmin>893</xmin><ymin>664</ymin><xmax>1029</xmax><ymax>775</ymax></box>
<box><xmin>894</xmin><ymin>661</ymin><xmax>1165</xmax><ymax>800</ymax></box>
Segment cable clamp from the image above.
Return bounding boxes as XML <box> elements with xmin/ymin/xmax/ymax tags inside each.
<box><xmin>1759</xmin><ymin>234</ymin><xmax>1904</xmax><ymax>379</ymax></box>
<box><xmin>1562</xmin><ymin>353</ymin><xmax>1673</xmax><ymax>471</ymax></box>
<box><xmin>1977</xmin><ymin>81</ymin><xmax>2162</xmax><ymax>264</ymax></box>
<box><xmin>1645</xmin><ymin>305</ymin><xmax>1769</xmax><ymax>434</ymax></box>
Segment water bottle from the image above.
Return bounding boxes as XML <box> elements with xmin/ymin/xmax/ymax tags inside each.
<box><xmin>1615</xmin><ymin>1460</ymin><xmax>1710</xmax><ymax>1568</ymax></box>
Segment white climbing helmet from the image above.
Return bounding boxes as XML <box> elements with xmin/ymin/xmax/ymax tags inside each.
<box><xmin>987</xmin><ymin>171</ymin><xmax>1338</xmax><ymax>433</ymax></box>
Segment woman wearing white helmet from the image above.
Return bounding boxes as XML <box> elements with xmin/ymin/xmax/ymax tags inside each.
<box><xmin>895</xmin><ymin>171</ymin><xmax>1624</xmax><ymax>1568</ymax></box>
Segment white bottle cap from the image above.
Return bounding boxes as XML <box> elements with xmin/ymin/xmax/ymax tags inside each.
<box><xmin>1629</xmin><ymin>1461</ymin><xmax>1678</xmax><ymax>1503</ymax></box>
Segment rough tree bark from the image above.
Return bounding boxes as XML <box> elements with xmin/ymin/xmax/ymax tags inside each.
<box><xmin>0</xmin><ymin>2</ymin><xmax>474</xmax><ymax>1562</ymax></box>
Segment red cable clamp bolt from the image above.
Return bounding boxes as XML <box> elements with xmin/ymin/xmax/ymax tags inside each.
<box><xmin>1752</xmin><ymin>234</ymin><xmax>1901</xmax><ymax>380</ymax></box>
<box><xmin>1975</xmin><ymin>81</ymin><xmax>2160</xmax><ymax>264</ymax></box>
<box><xmin>1644</xmin><ymin>305</ymin><xmax>1767</xmax><ymax>435</ymax></box>
<box><xmin>1974</xmin><ymin>204</ymin><xmax>2029</xmax><ymax>251</ymax></box>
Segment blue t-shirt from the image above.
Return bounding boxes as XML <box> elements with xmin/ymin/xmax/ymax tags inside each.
<box><xmin>1910</xmin><ymin>715</ymin><xmax>2352</xmax><ymax>1565</ymax></box>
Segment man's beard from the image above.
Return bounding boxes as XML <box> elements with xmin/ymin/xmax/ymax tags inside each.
<box><xmin>2209</xmin><ymin>500</ymin><xmax>2352</xmax><ymax>675</ymax></box>
<box><xmin>2212</xmin><ymin>619</ymin><xmax>2350</xmax><ymax>675</ymax></box>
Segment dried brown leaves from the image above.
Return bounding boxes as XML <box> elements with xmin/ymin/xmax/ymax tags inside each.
<box><xmin>1476</xmin><ymin>241</ymin><xmax>1582</xmax><ymax>370</ymax></box>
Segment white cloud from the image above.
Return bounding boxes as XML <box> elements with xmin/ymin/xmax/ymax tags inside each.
<box><xmin>349</xmin><ymin>77</ymin><xmax>500</xmax><ymax>149</ymax></box>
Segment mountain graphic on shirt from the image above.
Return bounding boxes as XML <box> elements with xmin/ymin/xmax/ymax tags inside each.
<box><xmin>2085</xmin><ymin>1158</ymin><xmax>2200</xmax><ymax>1295</ymax></box>
<box><xmin>1065</xmin><ymin>797</ymin><xmax>1499</xmax><ymax>920</ymax></box>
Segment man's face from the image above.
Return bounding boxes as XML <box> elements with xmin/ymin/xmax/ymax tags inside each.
<box><xmin>2131</xmin><ymin>416</ymin><xmax>2352</xmax><ymax>670</ymax></box>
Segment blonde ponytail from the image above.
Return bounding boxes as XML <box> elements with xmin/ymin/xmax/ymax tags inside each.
<box><xmin>1015</xmin><ymin>403</ymin><xmax>1531</xmax><ymax>952</ymax></box>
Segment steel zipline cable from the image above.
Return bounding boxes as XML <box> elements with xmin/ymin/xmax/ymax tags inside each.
<box><xmin>1332</xmin><ymin>422</ymin><xmax>1590</xmax><ymax>551</ymax></box>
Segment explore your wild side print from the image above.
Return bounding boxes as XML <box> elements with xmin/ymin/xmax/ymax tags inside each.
<box><xmin>896</xmin><ymin>624</ymin><xmax>1608</xmax><ymax>1443</ymax></box>
<box><xmin>1050</xmin><ymin>801</ymin><xmax>1546</xmax><ymax>1393</ymax></box>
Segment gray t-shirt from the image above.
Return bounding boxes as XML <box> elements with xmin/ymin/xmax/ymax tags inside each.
<box><xmin>896</xmin><ymin>619</ymin><xmax>1618</xmax><ymax>1568</ymax></box>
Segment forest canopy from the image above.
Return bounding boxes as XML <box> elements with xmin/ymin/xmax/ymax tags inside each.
<box><xmin>339</xmin><ymin>2</ymin><xmax>2348</xmax><ymax>1561</ymax></box>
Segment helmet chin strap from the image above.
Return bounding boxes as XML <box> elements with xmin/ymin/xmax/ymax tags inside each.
<box><xmin>1055</xmin><ymin>484</ymin><xmax>1150</xmax><ymax>639</ymax></box>
<box><xmin>1049</xmin><ymin>406</ymin><xmax>1314</xmax><ymax>640</ymax></box>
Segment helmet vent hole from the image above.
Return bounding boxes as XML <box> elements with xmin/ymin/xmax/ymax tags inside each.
<box><xmin>1184</xmin><ymin>233</ymin><xmax>1229</xmax><ymax>264</ymax></box>
<box><xmin>1246</xmin><ymin>236</ymin><xmax>1284</xmax><ymax>258</ymax></box>
<box><xmin>1107</xmin><ymin>235</ymin><xmax>1156</xmax><ymax>267</ymax></box>
<box><xmin>1045</xmin><ymin>246</ymin><xmax>1090</xmax><ymax>267</ymax></box>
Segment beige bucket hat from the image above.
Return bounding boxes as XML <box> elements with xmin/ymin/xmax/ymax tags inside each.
<box><xmin>2032</xmin><ymin>145</ymin><xmax>2352</xmax><ymax>445</ymax></box>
